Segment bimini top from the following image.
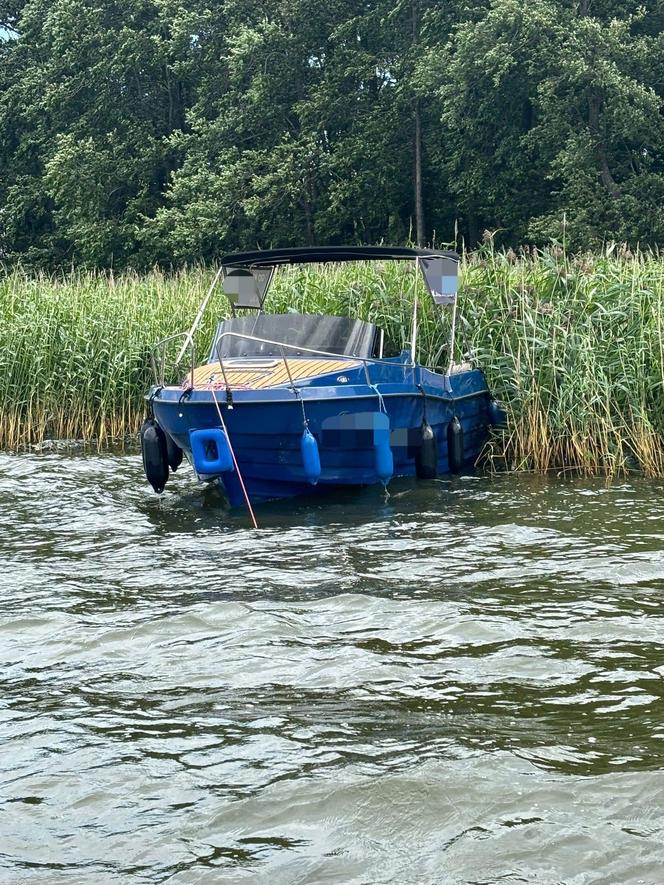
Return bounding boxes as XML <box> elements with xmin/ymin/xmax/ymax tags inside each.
<box><xmin>220</xmin><ymin>245</ymin><xmax>458</xmax><ymax>268</ymax></box>
<box><xmin>220</xmin><ymin>245</ymin><xmax>460</xmax><ymax>310</ymax></box>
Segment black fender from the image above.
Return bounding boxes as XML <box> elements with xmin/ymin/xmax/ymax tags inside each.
<box><xmin>165</xmin><ymin>432</ymin><xmax>183</xmax><ymax>472</ymax></box>
<box><xmin>447</xmin><ymin>416</ymin><xmax>464</xmax><ymax>474</ymax></box>
<box><xmin>140</xmin><ymin>418</ymin><xmax>169</xmax><ymax>493</ymax></box>
<box><xmin>415</xmin><ymin>420</ymin><xmax>438</xmax><ymax>479</ymax></box>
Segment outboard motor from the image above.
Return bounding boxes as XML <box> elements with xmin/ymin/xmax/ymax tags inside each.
<box><xmin>140</xmin><ymin>417</ymin><xmax>169</xmax><ymax>493</ymax></box>
<box><xmin>415</xmin><ymin>420</ymin><xmax>438</xmax><ymax>479</ymax></box>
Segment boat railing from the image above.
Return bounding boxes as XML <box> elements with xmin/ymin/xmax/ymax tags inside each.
<box><xmin>211</xmin><ymin>331</ymin><xmax>416</xmax><ymax>394</ymax></box>
<box><xmin>151</xmin><ymin>327</ymin><xmax>461</xmax><ymax>392</ymax></box>
<box><xmin>150</xmin><ymin>332</ymin><xmax>196</xmax><ymax>388</ymax></box>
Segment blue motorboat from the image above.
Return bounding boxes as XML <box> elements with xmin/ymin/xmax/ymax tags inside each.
<box><xmin>142</xmin><ymin>246</ymin><xmax>503</xmax><ymax>513</ymax></box>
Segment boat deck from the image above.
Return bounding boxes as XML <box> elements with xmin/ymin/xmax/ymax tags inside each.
<box><xmin>189</xmin><ymin>357</ymin><xmax>360</xmax><ymax>390</ymax></box>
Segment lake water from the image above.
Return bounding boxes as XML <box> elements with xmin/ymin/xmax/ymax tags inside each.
<box><xmin>1</xmin><ymin>452</ymin><xmax>663</xmax><ymax>884</ymax></box>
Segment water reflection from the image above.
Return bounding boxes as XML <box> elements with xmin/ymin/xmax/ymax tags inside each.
<box><xmin>1</xmin><ymin>453</ymin><xmax>663</xmax><ymax>882</ymax></box>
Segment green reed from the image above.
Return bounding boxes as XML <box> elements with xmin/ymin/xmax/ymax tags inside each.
<box><xmin>460</xmin><ymin>247</ymin><xmax>664</xmax><ymax>476</ymax></box>
<box><xmin>0</xmin><ymin>265</ymin><xmax>218</xmax><ymax>448</ymax></box>
<box><xmin>1</xmin><ymin>248</ymin><xmax>663</xmax><ymax>476</ymax></box>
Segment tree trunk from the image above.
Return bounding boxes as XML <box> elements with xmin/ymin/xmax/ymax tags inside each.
<box><xmin>467</xmin><ymin>210</ymin><xmax>478</xmax><ymax>248</ymax></box>
<box><xmin>302</xmin><ymin>182</ymin><xmax>315</xmax><ymax>245</ymax></box>
<box><xmin>412</xmin><ymin>0</ymin><xmax>425</xmax><ymax>247</ymax></box>
<box><xmin>414</xmin><ymin>100</ymin><xmax>425</xmax><ymax>247</ymax></box>
<box><xmin>588</xmin><ymin>94</ymin><xmax>621</xmax><ymax>199</ymax></box>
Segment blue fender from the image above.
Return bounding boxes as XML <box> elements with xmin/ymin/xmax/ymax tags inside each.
<box><xmin>301</xmin><ymin>428</ymin><xmax>321</xmax><ymax>485</ymax></box>
<box><xmin>488</xmin><ymin>398</ymin><xmax>507</xmax><ymax>428</ymax></box>
<box><xmin>373</xmin><ymin>413</ymin><xmax>394</xmax><ymax>483</ymax></box>
<box><xmin>190</xmin><ymin>428</ymin><xmax>234</xmax><ymax>474</ymax></box>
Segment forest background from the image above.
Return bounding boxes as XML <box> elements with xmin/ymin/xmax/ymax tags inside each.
<box><xmin>1</xmin><ymin>0</ymin><xmax>663</xmax><ymax>270</ymax></box>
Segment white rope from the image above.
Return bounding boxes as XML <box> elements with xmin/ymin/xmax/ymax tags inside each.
<box><xmin>210</xmin><ymin>388</ymin><xmax>258</xmax><ymax>530</ymax></box>
<box><xmin>370</xmin><ymin>383</ymin><xmax>387</xmax><ymax>414</ymax></box>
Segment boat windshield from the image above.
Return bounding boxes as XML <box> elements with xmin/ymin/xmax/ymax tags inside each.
<box><xmin>208</xmin><ymin>314</ymin><xmax>379</xmax><ymax>360</ymax></box>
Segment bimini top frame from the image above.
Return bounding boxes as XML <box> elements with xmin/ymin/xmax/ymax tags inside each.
<box><xmin>221</xmin><ymin>245</ymin><xmax>457</xmax><ymax>267</ymax></box>
<box><xmin>176</xmin><ymin>245</ymin><xmax>460</xmax><ymax>367</ymax></box>
<box><xmin>221</xmin><ymin>246</ymin><xmax>459</xmax><ymax>311</ymax></box>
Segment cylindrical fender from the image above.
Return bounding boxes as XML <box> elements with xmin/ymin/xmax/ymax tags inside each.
<box><xmin>488</xmin><ymin>398</ymin><xmax>507</xmax><ymax>428</ymax></box>
<box><xmin>447</xmin><ymin>416</ymin><xmax>464</xmax><ymax>474</ymax></box>
<box><xmin>140</xmin><ymin>417</ymin><xmax>169</xmax><ymax>493</ymax></box>
<box><xmin>373</xmin><ymin>414</ymin><xmax>394</xmax><ymax>484</ymax></box>
<box><xmin>301</xmin><ymin>428</ymin><xmax>321</xmax><ymax>485</ymax></box>
<box><xmin>190</xmin><ymin>428</ymin><xmax>234</xmax><ymax>475</ymax></box>
<box><xmin>415</xmin><ymin>420</ymin><xmax>438</xmax><ymax>479</ymax></box>
<box><xmin>375</xmin><ymin>440</ymin><xmax>394</xmax><ymax>483</ymax></box>
<box><xmin>165</xmin><ymin>433</ymin><xmax>183</xmax><ymax>472</ymax></box>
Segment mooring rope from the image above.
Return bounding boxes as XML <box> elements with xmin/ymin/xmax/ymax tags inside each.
<box><xmin>370</xmin><ymin>383</ymin><xmax>387</xmax><ymax>415</ymax></box>
<box><xmin>210</xmin><ymin>388</ymin><xmax>258</xmax><ymax>530</ymax></box>
<box><xmin>291</xmin><ymin>387</ymin><xmax>309</xmax><ymax>430</ymax></box>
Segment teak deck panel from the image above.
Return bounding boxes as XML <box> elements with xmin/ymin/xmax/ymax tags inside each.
<box><xmin>190</xmin><ymin>358</ymin><xmax>360</xmax><ymax>390</ymax></box>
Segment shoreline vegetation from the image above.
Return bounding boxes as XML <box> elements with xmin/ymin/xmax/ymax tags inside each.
<box><xmin>2</xmin><ymin>246</ymin><xmax>663</xmax><ymax>476</ymax></box>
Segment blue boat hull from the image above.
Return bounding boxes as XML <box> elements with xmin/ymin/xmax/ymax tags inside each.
<box><xmin>150</xmin><ymin>362</ymin><xmax>493</xmax><ymax>507</ymax></box>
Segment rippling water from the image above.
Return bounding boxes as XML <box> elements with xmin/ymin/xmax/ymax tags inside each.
<box><xmin>2</xmin><ymin>452</ymin><xmax>664</xmax><ymax>884</ymax></box>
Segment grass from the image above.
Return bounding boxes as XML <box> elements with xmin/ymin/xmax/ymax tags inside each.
<box><xmin>1</xmin><ymin>246</ymin><xmax>663</xmax><ymax>476</ymax></box>
<box><xmin>0</xmin><ymin>266</ymin><xmax>215</xmax><ymax>448</ymax></box>
<box><xmin>462</xmin><ymin>246</ymin><xmax>664</xmax><ymax>476</ymax></box>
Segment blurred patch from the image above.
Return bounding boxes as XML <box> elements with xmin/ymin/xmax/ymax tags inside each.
<box><xmin>321</xmin><ymin>412</ymin><xmax>390</xmax><ymax>449</ymax></box>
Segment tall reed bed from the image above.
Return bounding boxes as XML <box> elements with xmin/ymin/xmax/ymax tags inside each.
<box><xmin>462</xmin><ymin>248</ymin><xmax>664</xmax><ymax>475</ymax></box>
<box><xmin>268</xmin><ymin>248</ymin><xmax>664</xmax><ymax>475</ymax></box>
<box><xmin>0</xmin><ymin>266</ymin><xmax>218</xmax><ymax>447</ymax></box>
<box><xmin>1</xmin><ymin>249</ymin><xmax>663</xmax><ymax>476</ymax></box>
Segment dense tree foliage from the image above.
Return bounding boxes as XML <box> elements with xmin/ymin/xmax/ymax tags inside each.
<box><xmin>0</xmin><ymin>0</ymin><xmax>662</xmax><ymax>267</ymax></box>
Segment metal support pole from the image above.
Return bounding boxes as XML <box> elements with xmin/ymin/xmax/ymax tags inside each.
<box><xmin>447</xmin><ymin>295</ymin><xmax>458</xmax><ymax>375</ymax></box>
<box><xmin>410</xmin><ymin>293</ymin><xmax>418</xmax><ymax>365</ymax></box>
<box><xmin>176</xmin><ymin>265</ymin><xmax>224</xmax><ymax>366</ymax></box>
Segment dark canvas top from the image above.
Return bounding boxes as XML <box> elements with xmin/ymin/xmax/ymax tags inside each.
<box><xmin>220</xmin><ymin>246</ymin><xmax>459</xmax><ymax>268</ymax></box>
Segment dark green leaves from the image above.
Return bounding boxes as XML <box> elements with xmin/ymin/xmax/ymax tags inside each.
<box><xmin>0</xmin><ymin>0</ymin><xmax>662</xmax><ymax>267</ymax></box>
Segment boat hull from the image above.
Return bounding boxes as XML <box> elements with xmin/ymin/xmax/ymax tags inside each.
<box><xmin>150</xmin><ymin>364</ymin><xmax>493</xmax><ymax>507</ymax></box>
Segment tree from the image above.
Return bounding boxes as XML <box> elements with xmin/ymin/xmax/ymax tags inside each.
<box><xmin>0</xmin><ymin>0</ymin><xmax>192</xmax><ymax>265</ymax></box>
<box><xmin>437</xmin><ymin>0</ymin><xmax>664</xmax><ymax>248</ymax></box>
<box><xmin>528</xmin><ymin>4</ymin><xmax>664</xmax><ymax>246</ymax></box>
<box><xmin>0</xmin><ymin>0</ymin><xmax>662</xmax><ymax>267</ymax></box>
